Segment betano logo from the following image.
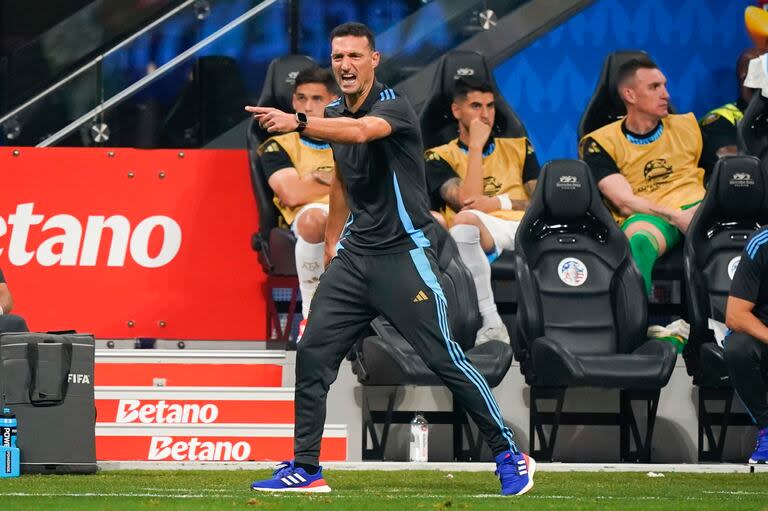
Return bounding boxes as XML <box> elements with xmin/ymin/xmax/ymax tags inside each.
<box><xmin>116</xmin><ymin>399</ymin><xmax>219</xmax><ymax>424</ymax></box>
<box><xmin>148</xmin><ymin>437</ymin><xmax>250</xmax><ymax>461</ymax></box>
<box><xmin>0</xmin><ymin>203</ymin><xmax>181</xmax><ymax>268</ymax></box>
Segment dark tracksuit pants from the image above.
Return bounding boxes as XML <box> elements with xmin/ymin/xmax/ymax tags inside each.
<box><xmin>0</xmin><ymin>314</ymin><xmax>28</xmax><ymax>334</ymax></box>
<box><xmin>725</xmin><ymin>331</ymin><xmax>768</xmax><ymax>429</ymax></box>
<box><xmin>293</xmin><ymin>246</ymin><xmax>517</xmax><ymax>465</ymax></box>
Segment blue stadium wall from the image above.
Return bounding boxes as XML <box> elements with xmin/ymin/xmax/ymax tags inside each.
<box><xmin>493</xmin><ymin>0</ymin><xmax>753</xmax><ymax>164</ymax></box>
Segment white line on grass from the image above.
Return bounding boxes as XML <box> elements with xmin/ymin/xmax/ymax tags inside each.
<box><xmin>139</xmin><ymin>487</ymin><xmax>232</xmax><ymax>492</ymax></box>
<box><xmin>703</xmin><ymin>490</ymin><xmax>768</xmax><ymax>495</ymax></box>
<box><xmin>0</xmin><ymin>492</ymin><xmax>240</xmax><ymax>499</ymax></box>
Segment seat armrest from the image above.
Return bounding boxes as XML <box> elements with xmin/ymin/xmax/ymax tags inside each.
<box><xmin>530</xmin><ymin>336</ymin><xmax>582</xmax><ymax>386</ymax></box>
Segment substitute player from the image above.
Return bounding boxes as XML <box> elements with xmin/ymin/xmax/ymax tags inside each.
<box><xmin>425</xmin><ymin>77</ymin><xmax>539</xmax><ymax>344</ymax></box>
<box><xmin>580</xmin><ymin>56</ymin><xmax>706</xmax><ymax>294</ymax></box>
<box><xmin>258</xmin><ymin>66</ymin><xmax>337</xmax><ymax>336</ymax></box>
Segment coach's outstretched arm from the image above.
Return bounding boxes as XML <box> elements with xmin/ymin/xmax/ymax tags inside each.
<box><xmin>246</xmin><ymin>105</ymin><xmax>392</xmax><ymax>144</ymax></box>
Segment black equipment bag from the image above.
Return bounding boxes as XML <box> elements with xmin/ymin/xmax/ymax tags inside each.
<box><xmin>0</xmin><ymin>332</ymin><xmax>96</xmax><ymax>474</ymax></box>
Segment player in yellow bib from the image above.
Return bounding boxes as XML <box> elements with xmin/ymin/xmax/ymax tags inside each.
<box><xmin>258</xmin><ymin>67</ymin><xmax>338</xmax><ymax>335</ymax></box>
<box><xmin>579</xmin><ymin>56</ymin><xmax>705</xmax><ymax>294</ymax></box>
<box><xmin>426</xmin><ymin>77</ymin><xmax>540</xmax><ymax>344</ymax></box>
<box><xmin>699</xmin><ymin>48</ymin><xmax>767</xmax><ymax>183</ymax></box>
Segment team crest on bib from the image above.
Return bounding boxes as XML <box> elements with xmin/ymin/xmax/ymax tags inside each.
<box><xmin>558</xmin><ymin>257</ymin><xmax>588</xmax><ymax>286</ymax></box>
<box><xmin>727</xmin><ymin>256</ymin><xmax>741</xmax><ymax>280</ymax></box>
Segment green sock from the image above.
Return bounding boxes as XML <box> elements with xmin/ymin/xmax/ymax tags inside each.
<box><xmin>628</xmin><ymin>231</ymin><xmax>659</xmax><ymax>295</ymax></box>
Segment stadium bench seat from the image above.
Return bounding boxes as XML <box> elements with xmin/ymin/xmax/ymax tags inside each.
<box><xmin>683</xmin><ymin>155</ymin><xmax>768</xmax><ymax>461</ymax></box>
<box><xmin>246</xmin><ymin>54</ymin><xmax>317</xmax><ymax>342</ymax></box>
<box><xmin>514</xmin><ymin>159</ymin><xmax>677</xmax><ymax>462</ymax></box>
<box><xmin>350</xmin><ymin>225</ymin><xmax>514</xmax><ymax>461</ymax></box>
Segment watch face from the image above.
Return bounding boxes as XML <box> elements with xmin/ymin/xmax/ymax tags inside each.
<box><xmin>297</xmin><ymin>112</ymin><xmax>308</xmax><ymax>123</ymax></box>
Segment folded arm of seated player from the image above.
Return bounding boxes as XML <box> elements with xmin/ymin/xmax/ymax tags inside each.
<box><xmin>262</xmin><ymin>141</ymin><xmax>331</xmax><ymax>209</ymax></box>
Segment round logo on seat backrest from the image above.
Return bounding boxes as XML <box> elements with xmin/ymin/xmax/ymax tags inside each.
<box><xmin>558</xmin><ymin>257</ymin><xmax>588</xmax><ymax>287</ymax></box>
<box><xmin>727</xmin><ymin>256</ymin><xmax>741</xmax><ymax>280</ymax></box>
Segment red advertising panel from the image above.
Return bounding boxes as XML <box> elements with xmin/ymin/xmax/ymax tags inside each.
<box><xmin>95</xmin><ymin>393</ymin><xmax>295</xmax><ymax>424</ymax></box>
<box><xmin>0</xmin><ymin>148</ymin><xmax>267</xmax><ymax>339</ymax></box>
<box><xmin>95</xmin><ymin>432</ymin><xmax>347</xmax><ymax>462</ymax></box>
<box><xmin>94</xmin><ymin>363</ymin><xmax>283</xmax><ymax>387</ymax></box>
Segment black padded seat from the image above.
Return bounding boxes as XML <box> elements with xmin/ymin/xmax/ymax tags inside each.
<box><xmin>683</xmin><ymin>155</ymin><xmax>768</xmax><ymax>460</ymax></box>
<box><xmin>353</xmin><ymin>225</ymin><xmax>512</xmax><ymax>388</ymax></box>
<box><xmin>738</xmin><ymin>93</ymin><xmax>768</xmax><ymax>159</ymax></box>
<box><xmin>246</xmin><ymin>55</ymin><xmax>317</xmax><ymax>341</ymax></box>
<box><xmin>514</xmin><ymin>159</ymin><xmax>676</xmax><ymax>461</ymax></box>
<box><xmin>356</xmin><ymin>317</ymin><xmax>512</xmax><ymax>388</ymax></box>
<box><xmin>246</xmin><ymin>54</ymin><xmax>317</xmax><ymax>277</ymax></box>
<box><xmin>515</xmin><ymin>159</ymin><xmax>677</xmax><ymax>389</ymax></box>
<box><xmin>531</xmin><ymin>337</ymin><xmax>676</xmax><ymax>390</ymax></box>
<box><xmin>351</xmin><ymin>225</ymin><xmax>514</xmax><ymax>461</ymax></box>
<box><xmin>684</xmin><ymin>155</ymin><xmax>768</xmax><ymax>382</ymax></box>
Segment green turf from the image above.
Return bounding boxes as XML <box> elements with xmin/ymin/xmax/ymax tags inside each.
<box><xmin>0</xmin><ymin>470</ymin><xmax>766</xmax><ymax>510</ymax></box>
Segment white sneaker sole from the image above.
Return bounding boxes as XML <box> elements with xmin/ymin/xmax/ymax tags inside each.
<box><xmin>251</xmin><ymin>485</ymin><xmax>332</xmax><ymax>493</ymax></box>
<box><xmin>515</xmin><ymin>456</ymin><xmax>536</xmax><ymax>496</ymax></box>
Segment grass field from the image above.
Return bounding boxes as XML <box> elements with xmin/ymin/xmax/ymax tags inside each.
<box><xmin>0</xmin><ymin>469</ymin><xmax>766</xmax><ymax>510</ymax></box>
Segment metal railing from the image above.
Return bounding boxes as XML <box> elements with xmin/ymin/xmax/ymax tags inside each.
<box><xmin>37</xmin><ymin>0</ymin><xmax>280</xmax><ymax>147</ymax></box>
<box><xmin>0</xmin><ymin>0</ymin><xmax>197</xmax><ymax>127</ymax></box>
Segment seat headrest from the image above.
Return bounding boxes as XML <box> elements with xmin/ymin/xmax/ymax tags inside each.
<box><xmin>438</xmin><ymin>51</ymin><xmax>492</xmax><ymax>97</ymax></box>
<box><xmin>543</xmin><ymin>160</ymin><xmax>593</xmax><ymax>219</ymax></box>
<box><xmin>714</xmin><ymin>156</ymin><xmax>765</xmax><ymax>219</ymax></box>
<box><xmin>739</xmin><ymin>93</ymin><xmax>768</xmax><ymax>159</ymax></box>
<box><xmin>420</xmin><ymin>50</ymin><xmax>527</xmax><ymax>148</ymax></box>
<box><xmin>257</xmin><ymin>55</ymin><xmax>317</xmax><ymax>111</ymax></box>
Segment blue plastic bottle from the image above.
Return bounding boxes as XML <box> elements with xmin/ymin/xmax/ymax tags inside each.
<box><xmin>0</xmin><ymin>407</ymin><xmax>20</xmax><ymax>477</ymax></box>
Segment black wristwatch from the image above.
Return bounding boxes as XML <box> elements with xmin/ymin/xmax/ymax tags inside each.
<box><xmin>295</xmin><ymin>112</ymin><xmax>308</xmax><ymax>132</ymax></box>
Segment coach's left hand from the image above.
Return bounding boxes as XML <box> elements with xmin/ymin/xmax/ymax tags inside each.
<box><xmin>245</xmin><ymin>106</ymin><xmax>298</xmax><ymax>133</ymax></box>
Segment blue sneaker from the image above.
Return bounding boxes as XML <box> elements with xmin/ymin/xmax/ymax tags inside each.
<box><xmin>250</xmin><ymin>461</ymin><xmax>331</xmax><ymax>493</ymax></box>
<box><xmin>748</xmin><ymin>427</ymin><xmax>768</xmax><ymax>464</ymax></box>
<box><xmin>495</xmin><ymin>450</ymin><xmax>535</xmax><ymax>496</ymax></box>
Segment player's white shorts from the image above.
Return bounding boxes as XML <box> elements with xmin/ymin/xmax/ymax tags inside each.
<box><xmin>461</xmin><ymin>209</ymin><xmax>520</xmax><ymax>257</ymax></box>
<box><xmin>291</xmin><ymin>203</ymin><xmax>329</xmax><ymax>234</ymax></box>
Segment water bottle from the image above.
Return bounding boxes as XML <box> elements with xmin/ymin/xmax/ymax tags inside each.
<box><xmin>0</xmin><ymin>407</ymin><xmax>20</xmax><ymax>477</ymax></box>
<box><xmin>409</xmin><ymin>412</ymin><xmax>428</xmax><ymax>462</ymax></box>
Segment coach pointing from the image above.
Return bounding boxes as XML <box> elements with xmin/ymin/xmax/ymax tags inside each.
<box><xmin>246</xmin><ymin>22</ymin><xmax>534</xmax><ymax>496</ymax></box>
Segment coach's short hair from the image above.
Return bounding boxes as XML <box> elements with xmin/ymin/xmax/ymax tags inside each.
<box><xmin>330</xmin><ymin>22</ymin><xmax>376</xmax><ymax>51</ymax></box>
<box><xmin>294</xmin><ymin>66</ymin><xmax>338</xmax><ymax>94</ymax></box>
<box><xmin>452</xmin><ymin>76</ymin><xmax>494</xmax><ymax>102</ymax></box>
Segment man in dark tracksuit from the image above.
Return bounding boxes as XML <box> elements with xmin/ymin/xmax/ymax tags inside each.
<box><xmin>725</xmin><ymin>225</ymin><xmax>768</xmax><ymax>464</ymax></box>
<box><xmin>247</xmin><ymin>22</ymin><xmax>534</xmax><ymax>496</ymax></box>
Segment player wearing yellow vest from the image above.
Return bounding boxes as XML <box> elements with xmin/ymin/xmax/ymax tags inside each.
<box><xmin>699</xmin><ymin>48</ymin><xmax>767</xmax><ymax>183</ymax></box>
<box><xmin>579</xmin><ymin>56</ymin><xmax>705</xmax><ymax>294</ymax></box>
<box><xmin>426</xmin><ymin>77</ymin><xmax>540</xmax><ymax>344</ymax></box>
<box><xmin>258</xmin><ymin>67</ymin><xmax>338</xmax><ymax>335</ymax></box>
